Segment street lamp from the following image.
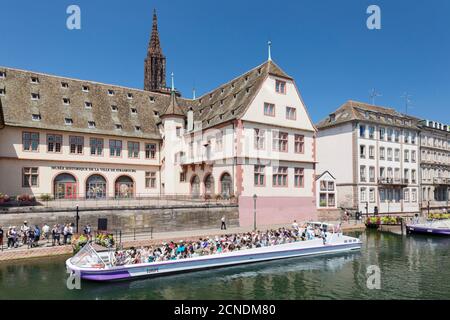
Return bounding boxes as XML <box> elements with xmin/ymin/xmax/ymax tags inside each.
<box><xmin>75</xmin><ymin>204</ymin><xmax>80</xmax><ymax>234</ymax></box>
<box><xmin>427</xmin><ymin>200</ymin><xmax>430</xmax><ymax>217</ymax></box>
<box><xmin>253</xmin><ymin>194</ymin><xmax>257</xmax><ymax>231</ymax></box>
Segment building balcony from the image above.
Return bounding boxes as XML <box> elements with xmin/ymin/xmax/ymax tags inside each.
<box><xmin>378</xmin><ymin>178</ymin><xmax>408</xmax><ymax>187</ymax></box>
<box><xmin>433</xmin><ymin>177</ymin><xmax>450</xmax><ymax>186</ymax></box>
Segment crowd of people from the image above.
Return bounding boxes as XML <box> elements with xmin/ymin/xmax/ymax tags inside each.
<box><xmin>0</xmin><ymin>221</ymin><xmax>93</xmax><ymax>250</ymax></box>
<box><xmin>112</xmin><ymin>222</ymin><xmax>331</xmax><ymax>266</ymax></box>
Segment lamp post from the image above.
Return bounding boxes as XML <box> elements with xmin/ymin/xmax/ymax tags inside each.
<box><xmin>253</xmin><ymin>194</ymin><xmax>257</xmax><ymax>231</ymax></box>
<box><xmin>427</xmin><ymin>200</ymin><xmax>430</xmax><ymax>217</ymax></box>
<box><xmin>75</xmin><ymin>204</ymin><xmax>80</xmax><ymax>234</ymax></box>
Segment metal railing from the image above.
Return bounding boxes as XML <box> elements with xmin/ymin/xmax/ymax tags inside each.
<box><xmin>0</xmin><ymin>193</ymin><xmax>238</xmax><ymax>210</ymax></box>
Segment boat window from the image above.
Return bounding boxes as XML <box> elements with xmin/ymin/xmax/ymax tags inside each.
<box><xmin>70</xmin><ymin>243</ymin><xmax>106</xmax><ymax>269</ymax></box>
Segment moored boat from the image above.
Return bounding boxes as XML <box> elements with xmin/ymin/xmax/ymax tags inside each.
<box><xmin>406</xmin><ymin>219</ymin><xmax>450</xmax><ymax>236</ymax></box>
<box><xmin>66</xmin><ymin>223</ymin><xmax>362</xmax><ymax>282</ymax></box>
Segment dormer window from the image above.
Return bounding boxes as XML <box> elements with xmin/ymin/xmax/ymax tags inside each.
<box><xmin>61</xmin><ymin>82</ymin><xmax>69</xmax><ymax>88</ymax></box>
<box><xmin>220</xmin><ymin>100</ymin><xmax>224</xmax><ymax>105</ymax></box>
<box><xmin>135</xmin><ymin>126</ymin><xmax>141</xmax><ymax>132</ymax></box>
<box><xmin>131</xmin><ymin>108</ymin><xmax>138</xmax><ymax>114</ymax></box>
<box><xmin>111</xmin><ymin>105</ymin><xmax>118</xmax><ymax>112</ymax></box>
<box><xmin>85</xmin><ymin>102</ymin><xmax>92</xmax><ymax>109</ymax></box>
<box><xmin>0</xmin><ymin>88</ymin><xmax>5</xmax><ymax>96</ymax></box>
<box><xmin>149</xmin><ymin>96</ymin><xmax>155</xmax><ymax>103</ymax></box>
<box><xmin>108</xmin><ymin>89</ymin><xmax>115</xmax><ymax>96</ymax></box>
<box><xmin>275</xmin><ymin>80</ymin><xmax>286</xmax><ymax>94</ymax></box>
<box><xmin>246</xmin><ymin>87</ymin><xmax>250</xmax><ymax>93</ymax></box>
<box><xmin>65</xmin><ymin>118</ymin><xmax>73</xmax><ymax>126</ymax></box>
<box><xmin>245</xmin><ymin>76</ymin><xmax>249</xmax><ymax>82</ymax></box>
<box><xmin>231</xmin><ymin>82</ymin><xmax>235</xmax><ymax>88</ymax></box>
<box><xmin>209</xmin><ymin>93</ymin><xmax>213</xmax><ymax>99</ymax></box>
<box><xmin>233</xmin><ymin>94</ymin><xmax>237</xmax><ymax>99</ymax></box>
<box><xmin>82</xmin><ymin>85</ymin><xmax>89</xmax><ymax>92</ymax></box>
<box><xmin>115</xmin><ymin>124</ymin><xmax>123</xmax><ymax>130</ymax></box>
<box><xmin>330</xmin><ymin>113</ymin><xmax>336</xmax><ymax>122</ymax></box>
<box><xmin>0</xmin><ymin>71</ymin><xmax>6</xmax><ymax>78</ymax></box>
<box><xmin>30</xmin><ymin>76</ymin><xmax>39</xmax><ymax>84</ymax></box>
<box><xmin>63</xmin><ymin>98</ymin><xmax>70</xmax><ymax>105</ymax></box>
<box><xmin>88</xmin><ymin>121</ymin><xmax>96</xmax><ymax>128</ymax></box>
<box><xmin>31</xmin><ymin>93</ymin><xmax>40</xmax><ymax>100</ymax></box>
<box><xmin>221</xmin><ymin>88</ymin><xmax>224</xmax><ymax>94</ymax></box>
<box><xmin>32</xmin><ymin>114</ymin><xmax>41</xmax><ymax>121</ymax></box>
<box><xmin>127</xmin><ymin>93</ymin><xmax>133</xmax><ymax>99</ymax></box>
<box><xmin>199</xmin><ymin>99</ymin><xmax>202</xmax><ymax>104</ymax></box>
<box><xmin>153</xmin><ymin>110</ymin><xmax>159</xmax><ymax>116</ymax></box>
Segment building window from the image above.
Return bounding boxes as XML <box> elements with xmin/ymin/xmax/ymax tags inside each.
<box><xmin>145</xmin><ymin>172</ymin><xmax>157</xmax><ymax>188</ymax></box>
<box><xmin>127</xmin><ymin>93</ymin><xmax>133</xmax><ymax>99</ymax></box>
<box><xmin>294</xmin><ymin>134</ymin><xmax>304</xmax><ymax>153</ymax></box>
<box><xmin>254</xmin><ymin>165</ymin><xmax>265</xmax><ymax>186</ymax></box>
<box><xmin>360</xmin><ymin>188</ymin><xmax>367</xmax><ymax>202</ymax></box>
<box><xmin>65</xmin><ymin>118</ymin><xmax>73</xmax><ymax>126</ymax></box>
<box><xmin>61</xmin><ymin>82</ymin><xmax>69</xmax><ymax>88</ymax></box>
<box><xmin>90</xmin><ymin>138</ymin><xmax>103</xmax><ymax>156</ymax></box>
<box><xmin>264</xmin><ymin>103</ymin><xmax>275</xmax><ymax>116</ymax></box>
<box><xmin>111</xmin><ymin>105</ymin><xmax>118</xmax><ymax>112</ymax></box>
<box><xmin>369</xmin><ymin>146</ymin><xmax>375</xmax><ymax>159</ymax></box>
<box><xmin>275</xmin><ymin>80</ymin><xmax>286</xmax><ymax>94</ymax></box>
<box><xmin>294</xmin><ymin>168</ymin><xmax>304</xmax><ymax>187</ymax></box>
<box><xmin>380</xmin><ymin>147</ymin><xmax>385</xmax><ymax>160</ymax></box>
<box><xmin>31</xmin><ymin>93</ymin><xmax>40</xmax><ymax>100</ymax></box>
<box><xmin>380</xmin><ymin>127</ymin><xmax>385</xmax><ymax>140</ymax></box>
<box><xmin>394</xmin><ymin>130</ymin><xmax>400</xmax><ymax>142</ymax></box>
<box><xmin>82</xmin><ymin>85</ymin><xmax>89</xmax><ymax>92</ymax></box>
<box><xmin>369</xmin><ymin>188</ymin><xmax>375</xmax><ymax>203</ymax></box>
<box><xmin>128</xmin><ymin>141</ymin><xmax>140</xmax><ymax>158</ymax></box>
<box><xmin>109</xmin><ymin>139</ymin><xmax>122</xmax><ymax>157</ymax></box>
<box><xmin>412</xmin><ymin>189</ymin><xmax>417</xmax><ymax>202</ymax></box>
<box><xmin>404</xmin><ymin>150</ymin><xmax>410</xmax><ymax>162</ymax></box>
<box><xmin>32</xmin><ymin>114</ymin><xmax>41</xmax><ymax>121</ymax></box>
<box><xmin>286</xmin><ymin>107</ymin><xmax>296</xmax><ymax>120</ymax></box>
<box><xmin>115</xmin><ymin>124</ymin><xmax>123</xmax><ymax>130</ymax></box>
<box><xmin>145</xmin><ymin>143</ymin><xmax>156</xmax><ymax>159</ymax></box>
<box><xmin>411</xmin><ymin>150</ymin><xmax>416</xmax><ymax>163</ymax></box>
<box><xmin>108</xmin><ymin>89</ymin><xmax>115</xmax><ymax>96</ymax></box>
<box><xmin>360</xmin><ymin>145</ymin><xmax>366</xmax><ymax>159</ymax></box>
<box><xmin>254</xmin><ymin>129</ymin><xmax>266</xmax><ymax>150</ymax></box>
<box><xmin>369</xmin><ymin>126</ymin><xmax>375</xmax><ymax>139</ymax></box>
<box><xmin>180</xmin><ymin>172</ymin><xmax>186</xmax><ymax>182</ymax></box>
<box><xmin>412</xmin><ymin>170</ymin><xmax>417</xmax><ymax>184</ymax></box>
<box><xmin>131</xmin><ymin>108</ymin><xmax>138</xmax><ymax>115</ymax></box>
<box><xmin>85</xmin><ymin>102</ymin><xmax>92</xmax><ymax>109</ymax></box>
<box><xmin>359</xmin><ymin>125</ymin><xmax>366</xmax><ymax>138</ymax></box>
<box><xmin>404</xmin><ymin>189</ymin><xmax>410</xmax><ymax>202</ymax></box>
<box><xmin>23</xmin><ymin>132</ymin><xmax>39</xmax><ymax>152</ymax></box>
<box><xmin>215</xmin><ymin>132</ymin><xmax>223</xmax><ymax>152</ymax></box>
<box><xmin>88</xmin><ymin>121</ymin><xmax>96</xmax><ymax>129</ymax></box>
<box><xmin>387</xmin><ymin>128</ymin><xmax>393</xmax><ymax>141</ymax></box>
<box><xmin>0</xmin><ymin>88</ymin><xmax>5</xmax><ymax>96</ymax></box>
<box><xmin>22</xmin><ymin>167</ymin><xmax>39</xmax><ymax>187</ymax></box>
<box><xmin>30</xmin><ymin>76</ymin><xmax>39</xmax><ymax>84</ymax></box>
<box><xmin>387</xmin><ymin>148</ymin><xmax>393</xmax><ymax>161</ymax></box>
<box><xmin>394</xmin><ymin>149</ymin><xmax>400</xmax><ymax>162</ymax></box>
<box><xmin>369</xmin><ymin>166</ymin><xmax>375</xmax><ymax>182</ymax></box>
<box><xmin>69</xmin><ymin>136</ymin><xmax>84</xmax><ymax>154</ymax></box>
<box><xmin>63</xmin><ymin>98</ymin><xmax>70</xmax><ymax>105</ymax></box>
<box><xmin>0</xmin><ymin>71</ymin><xmax>6</xmax><ymax>78</ymax></box>
<box><xmin>360</xmin><ymin>165</ymin><xmax>366</xmax><ymax>182</ymax></box>
<box><xmin>47</xmin><ymin>134</ymin><xmax>62</xmax><ymax>153</ymax></box>
<box><xmin>273</xmin><ymin>167</ymin><xmax>288</xmax><ymax>187</ymax></box>
<box><xmin>135</xmin><ymin>126</ymin><xmax>141</xmax><ymax>132</ymax></box>
<box><xmin>404</xmin><ymin>131</ymin><xmax>410</xmax><ymax>143</ymax></box>
<box><xmin>273</xmin><ymin>131</ymin><xmax>288</xmax><ymax>152</ymax></box>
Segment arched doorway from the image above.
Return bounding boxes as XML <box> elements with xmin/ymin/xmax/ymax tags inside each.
<box><xmin>86</xmin><ymin>174</ymin><xmax>107</xmax><ymax>199</ymax></box>
<box><xmin>204</xmin><ymin>174</ymin><xmax>214</xmax><ymax>197</ymax></box>
<box><xmin>220</xmin><ymin>173</ymin><xmax>233</xmax><ymax>198</ymax></box>
<box><xmin>54</xmin><ymin>173</ymin><xmax>77</xmax><ymax>199</ymax></box>
<box><xmin>191</xmin><ymin>175</ymin><xmax>200</xmax><ymax>198</ymax></box>
<box><xmin>115</xmin><ymin>176</ymin><xmax>134</xmax><ymax>198</ymax></box>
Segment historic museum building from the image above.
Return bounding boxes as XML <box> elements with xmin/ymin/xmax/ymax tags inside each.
<box><xmin>0</xmin><ymin>11</ymin><xmax>318</xmax><ymax>226</ymax></box>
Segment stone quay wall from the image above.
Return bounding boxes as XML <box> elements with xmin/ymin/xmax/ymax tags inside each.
<box><xmin>0</xmin><ymin>204</ymin><xmax>240</xmax><ymax>234</ymax></box>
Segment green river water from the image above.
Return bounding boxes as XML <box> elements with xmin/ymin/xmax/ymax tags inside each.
<box><xmin>1</xmin><ymin>230</ymin><xmax>449</xmax><ymax>300</ymax></box>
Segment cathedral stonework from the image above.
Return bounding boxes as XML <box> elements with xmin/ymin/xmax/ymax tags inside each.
<box><xmin>144</xmin><ymin>9</ymin><xmax>167</xmax><ymax>92</ymax></box>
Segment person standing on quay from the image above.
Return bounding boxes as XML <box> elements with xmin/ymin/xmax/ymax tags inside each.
<box><xmin>42</xmin><ymin>223</ymin><xmax>50</xmax><ymax>243</ymax></box>
<box><xmin>221</xmin><ymin>216</ymin><xmax>227</xmax><ymax>230</ymax></box>
<box><xmin>0</xmin><ymin>226</ymin><xmax>3</xmax><ymax>251</ymax></box>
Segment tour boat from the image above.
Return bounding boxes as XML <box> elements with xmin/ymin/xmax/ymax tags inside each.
<box><xmin>406</xmin><ymin>219</ymin><xmax>450</xmax><ymax>236</ymax></box>
<box><xmin>66</xmin><ymin>223</ymin><xmax>362</xmax><ymax>282</ymax></box>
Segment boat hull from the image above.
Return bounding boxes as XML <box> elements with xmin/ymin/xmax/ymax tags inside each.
<box><xmin>406</xmin><ymin>225</ymin><xmax>450</xmax><ymax>236</ymax></box>
<box><xmin>67</xmin><ymin>239</ymin><xmax>362</xmax><ymax>282</ymax></box>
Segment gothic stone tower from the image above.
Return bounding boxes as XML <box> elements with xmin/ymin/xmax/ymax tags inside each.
<box><xmin>144</xmin><ymin>9</ymin><xmax>167</xmax><ymax>92</ymax></box>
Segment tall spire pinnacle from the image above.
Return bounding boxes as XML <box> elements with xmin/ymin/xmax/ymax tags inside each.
<box><xmin>268</xmin><ymin>40</ymin><xmax>272</xmax><ymax>61</ymax></box>
<box><xmin>144</xmin><ymin>8</ymin><xmax>167</xmax><ymax>91</ymax></box>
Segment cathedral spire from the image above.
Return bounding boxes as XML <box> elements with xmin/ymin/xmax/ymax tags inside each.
<box><xmin>144</xmin><ymin>9</ymin><xmax>167</xmax><ymax>92</ymax></box>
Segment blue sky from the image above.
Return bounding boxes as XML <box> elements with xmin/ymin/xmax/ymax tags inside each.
<box><xmin>1</xmin><ymin>0</ymin><xmax>450</xmax><ymax>123</ymax></box>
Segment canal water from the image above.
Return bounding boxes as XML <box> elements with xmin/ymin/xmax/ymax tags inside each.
<box><xmin>1</xmin><ymin>230</ymin><xmax>449</xmax><ymax>300</ymax></box>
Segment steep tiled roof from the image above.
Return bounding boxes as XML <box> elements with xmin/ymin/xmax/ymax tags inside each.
<box><xmin>0</xmin><ymin>60</ymin><xmax>293</xmax><ymax>136</ymax></box>
<box><xmin>191</xmin><ymin>60</ymin><xmax>292</xmax><ymax>130</ymax></box>
<box><xmin>316</xmin><ymin>100</ymin><xmax>421</xmax><ymax>130</ymax></box>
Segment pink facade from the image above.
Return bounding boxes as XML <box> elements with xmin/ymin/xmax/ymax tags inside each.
<box><xmin>238</xmin><ymin>196</ymin><xmax>317</xmax><ymax>227</ymax></box>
